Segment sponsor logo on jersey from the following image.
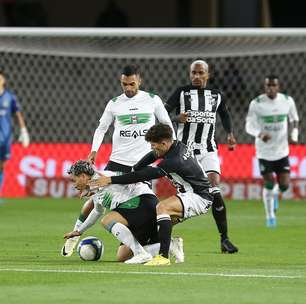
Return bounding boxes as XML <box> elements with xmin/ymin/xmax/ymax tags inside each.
<box><xmin>117</xmin><ymin>113</ymin><xmax>151</xmax><ymax>125</ymax></box>
<box><xmin>186</xmin><ymin>110</ymin><xmax>215</xmax><ymax>124</ymax></box>
<box><xmin>119</xmin><ymin>129</ymin><xmax>148</xmax><ymax>139</ymax></box>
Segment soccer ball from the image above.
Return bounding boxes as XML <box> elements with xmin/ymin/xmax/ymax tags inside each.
<box><xmin>77</xmin><ymin>236</ymin><xmax>104</xmax><ymax>261</ymax></box>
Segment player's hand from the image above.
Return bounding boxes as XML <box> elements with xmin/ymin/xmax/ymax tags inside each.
<box><xmin>258</xmin><ymin>132</ymin><xmax>271</xmax><ymax>142</ymax></box>
<box><xmin>88</xmin><ymin>175</ymin><xmax>111</xmax><ymax>188</ymax></box>
<box><xmin>177</xmin><ymin>112</ymin><xmax>189</xmax><ymax>123</ymax></box>
<box><xmin>18</xmin><ymin>127</ymin><xmax>30</xmax><ymax>148</ymax></box>
<box><xmin>64</xmin><ymin>230</ymin><xmax>81</xmax><ymax>239</ymax></box>
<box><xmin>227</xmin><ymin>133</ymin><xmax>237</xmax><ymax>151</ymax></box>
<box><xmin>87</xmin><ymin>151</ymin><xmax>97</xmax><ymax>164</ymax></box>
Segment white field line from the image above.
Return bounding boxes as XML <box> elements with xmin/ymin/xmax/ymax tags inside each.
<box><xmin>0</xmin><ymin>268</ymin><xmax>303</xmax><ymax>279</ymax></box>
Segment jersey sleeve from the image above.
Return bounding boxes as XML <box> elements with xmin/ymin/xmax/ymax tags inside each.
<box><xmin>216</xmin><ymin>93</ymin><xmax>233</xmax><ymax>133</ymax></box>
<box><xmin>133</xmin><ymin>151</ymin><xmax>158</xmax><ymax>171</ymax></box>
<box><xmin>77</xmin><ymin>203</ymin><xmax>104</xmax><ymax>234</ymax></box>
<box><xmin>154</xmin><ymin>95</ymin><xmax>176</xmax><ymax>139</ymax></box>
<box><xmin>288</xmin><ymin>97</ymin><xmax>299</xmax><ymax>123</ymax></box>
<box><xmin>164</xmin><ymin>88</ymin><xmax>182</xmax><ymax>113</ymax></box>
<box><xmin>11</xmin><ymin>94</ymin><xmax>20</xmax><ymax>113</ymax></box>
<box><xmin>91</xmin><ymin>101</ymin><xmax>114</xmax><ymax>152</ymax></box>
<box><xmin>245</xmin><ymin>100</ymin><xmax>261</xmax><ymax>137</ymax></box>
<box><xmin>111</xmin><ymin>166</ymin><xmax>166</xmax><ymax>184</ymax></box>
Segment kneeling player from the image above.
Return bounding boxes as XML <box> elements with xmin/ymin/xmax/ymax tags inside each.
<box><xmin>63</xmin><ymin>160</ymin><xmax>184</xmax><ymax>264</ymax></box>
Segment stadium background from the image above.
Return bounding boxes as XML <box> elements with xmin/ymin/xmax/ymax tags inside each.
<box><xmin>0</xmin><ymin>34</ymin><xmax>305</xmax><ymax>199</ymax></box>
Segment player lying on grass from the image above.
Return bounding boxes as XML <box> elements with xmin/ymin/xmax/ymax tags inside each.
<box><xmin>89</xmin><ymin>123</ymin><xmax>219</xmax><ymax>266</ymax></box>
<box><xmin>63</xmin><ymin>160</ymin><xmax>184</xmax><ymax>264</ymax></box>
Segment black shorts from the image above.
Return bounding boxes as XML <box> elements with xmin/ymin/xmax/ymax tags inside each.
<box><xmin>105</xmin><ymin>161</ymin><xmax>133</xmax><ymax>173</ymax></box>
<box><xmin>114</xmin><ymin>194</ymin><xmax>158</xmax><ymax>246</ymax></box>
<box><xmin>258</xmin><ymin>156</ymin><xmax>290</xmax><ymax>176</ymax></box>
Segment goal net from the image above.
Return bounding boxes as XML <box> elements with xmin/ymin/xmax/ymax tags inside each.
<box><xmin>0</xmin><ymin>28</ymin><xmax>305</xmax><ymax>199</ymax></box>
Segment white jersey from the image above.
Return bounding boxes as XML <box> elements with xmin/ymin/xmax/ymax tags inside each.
<box><xmin>77</xmin><ymin>171</ymin><xmax>155</xmax><ymax>234</ymax></box>
<box><xmin>245</xmin><ymin>93</ymin><xmax>299</xmax><ymax>161</ymax></box>
<box><xmin>92</xmin><ymin>171</ymin><xmax>155</xmax><ymax>210</ymax></box>
<box><xmin>91</xmin><ymin>90</ymin><xmax>175</xmax><ymax>166</ymax></box>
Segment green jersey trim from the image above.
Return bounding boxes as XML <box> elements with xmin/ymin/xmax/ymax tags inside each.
<box><xmin>261</xmin><ymin>114</ymin><xmax>287</xmax><ymax>123</ymax></box>
<box><xmin>118</xmin><ymin>197</ymin><xmax>140</xmax><ymax>209</ymax></box>
<box><xmin>117</xmin><ymin>113</ymin><xmax>151</xmax><ymax>125</ymax></box>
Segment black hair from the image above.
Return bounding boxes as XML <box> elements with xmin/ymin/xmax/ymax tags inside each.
<box><xmin>67</xmin><ymin>160</ymin><xmax>95</xmax><ymax>176</ymax></box>
<box><xmin>145</xmin><ymin>123</ymin><xmax>173</xmax><ymax>143</ymax></box>
<box><xmin>265</xmin><ymin>75</ymin><xmax>279</xmax><ymax>81</ymax></box>
<box><xmin>122</xmin><ymin>64</ymin><xmax>140</xmax><ymax>77</ymax></box>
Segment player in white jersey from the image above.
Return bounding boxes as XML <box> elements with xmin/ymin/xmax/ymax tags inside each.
<box><xmin>88</xmin><ymin>64</ymin><xmax>174</xmax><ymax>169</ymax></box>
<box><xmin>63</xmin><ymin>160</ymin><xmax>184</xmax><ymax>264</ymax></box>
<box><xmin>62</xmin><ymin>65</ymin><xmax>175</xmax><ymax>255</ymax></box>
<box><xmin>245</xmin><ymin>75</ymin><xmax>299</xmax><ymax>227</ymax></box>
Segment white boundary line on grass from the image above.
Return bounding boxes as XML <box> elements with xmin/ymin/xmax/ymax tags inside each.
<box><xmin>0</xmin><ymin>268</ymin><xmax>303</xmax><ymax>279</ymax></box>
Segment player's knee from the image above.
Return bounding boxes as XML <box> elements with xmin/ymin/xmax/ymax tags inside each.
<box><xmin>264</xmin><ymin>181</ymin><xmax>274</xmax><ymax>190</ymax></box>
<box><xmin>279</xmin><ymin>183</ymin><xmax>289</xmax><ymax>192</ymax></box>
<box><xmin>101</xmin><ymin>219</ymin><xmax>117</xmax><ymax>232</ymax></box>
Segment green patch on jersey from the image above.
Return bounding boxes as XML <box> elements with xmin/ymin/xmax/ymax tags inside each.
<box><xmin>102</xmin><ymin>192</ymin><xmax>113</xmax><ymax>209</ymax></box>
<box><xmin>119</xmin><ymin>197</ymin><xmax>140</xmax><ymax>209</ymax></box>
<box><xmin>148</xmin><ymin>92</ymin><xmax>156</xmax><ymax>98</ymax></box>
<box><xmin>112</xmin><ymin>97</ymin><xmax>118</xmax><ymax>102</ymax></box>
<box><xmin>261</xmin><ymin>114</ymin><xmax>287</xmax><ymax>123</ymax></box>
<box><xmin>117</xmin><ymin>113</ymin><xmax>151</xmax><ymax>125</ymax></box>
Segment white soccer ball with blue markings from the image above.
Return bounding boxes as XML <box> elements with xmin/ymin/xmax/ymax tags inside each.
<box><xmin>77</xmin><ymin>236</ymin><xmax>104</xmax><ymax>261</ymax></box>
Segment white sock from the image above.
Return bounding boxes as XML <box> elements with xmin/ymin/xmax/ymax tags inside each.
<box><xmin>73</xmin><ymin>219</ymin><xmax>83</xmax><ymax>231</ymax></box>
<box><xmin>263</xmin><ymin>188</ymin><xmax>275</xmax><ymax>219</ymax></box>
<box><xmin>273</xmin><ymin>184</ymin><xmax>279</xmax><ymax>197</ymax></box>
<box><xmin>144</xmin><ymin>243</ymin><xmax>160</xmax><ymax>256</ymax></box>
<box><xmin>111</xmin><ymin>223</ymin><xmax>145</xmax><ymax>256</ymax></box>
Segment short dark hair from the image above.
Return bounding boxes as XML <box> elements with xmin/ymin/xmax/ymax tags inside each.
<box><xmin>145</xmin><ymin>123</ymin><xmax>173</xmax><ymax>143</ymax></box>
<box><xmin>122</xmin><ymin>64</ymin><xmax>140</xmax><ymax>77</ymax></box>
<box><xmin>265</xmin><ymin>75</ymin><xmax>279</xmax><ymax>81</ymax></box>
<box><xmin>68</xmin><ymin>160</ymin><xmax>95</xmax><ymax>176</ymax></box>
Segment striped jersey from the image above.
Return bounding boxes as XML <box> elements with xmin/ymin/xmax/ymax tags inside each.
<box><xmin>165</xmin><ymin>85</ymin><xmax>231</xmax><ymax>154</ymax></box>
<box><xmin>245</xmin><ymin>93</ymin><xmax>299</xmax><ymax>161</ymax></box>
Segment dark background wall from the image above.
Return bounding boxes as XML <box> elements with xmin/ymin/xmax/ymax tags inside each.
<box><xmin>0</xmin><ymin>0</ymin><xmax>306</xmax><ymax>28</ymax></box>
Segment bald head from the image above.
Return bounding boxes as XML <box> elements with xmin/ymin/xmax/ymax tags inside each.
<box><xmin>190</xmin><ymin>60</ymin><xmax>209</xmax><ymax>88</ymax></box>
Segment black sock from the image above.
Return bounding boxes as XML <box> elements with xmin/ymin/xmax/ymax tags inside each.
<box><xmin>157</xmin><ymin>214</ymin><xmax>172</xmax><ymax>258</ymax></box>
<box><xmin>212</xmin><ymin>192</ymin><xmax>228</xmax><ymax>241</ymax></box>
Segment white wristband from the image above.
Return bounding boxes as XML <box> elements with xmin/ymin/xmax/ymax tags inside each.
<box><xmin>291</xmin><ymin>128</ymin><xmax>298</xmax><ymax>142</ymax></box>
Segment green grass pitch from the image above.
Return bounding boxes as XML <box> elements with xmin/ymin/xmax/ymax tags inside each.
<box><xmin>0</xmin><ymin>197</ymin><xmax>305</xmax><ymax>304</ymax></box>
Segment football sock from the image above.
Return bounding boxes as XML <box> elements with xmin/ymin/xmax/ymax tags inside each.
<box><xmin>157</xmin><ymin>214</ymin><xmax>172</xmax><ymax>258</ymax></box>
<box><xmin>212</xmin><ymin>193</ymin><xmax>228</xmax><ymax>241</ymax></box>
<box><xmin>143</xmin><ymin>243</ymin><xmax>160</xmax><ymax>256</ymax></box>
<box><xmin>263</xmin><ymin>187</ymin><xmax>275</xmax><ymax>219</ymax></box>
<box><xmin>111</xmin><ymin>222</ymin><xmax>145</xmax><ymax>256</ymax></box>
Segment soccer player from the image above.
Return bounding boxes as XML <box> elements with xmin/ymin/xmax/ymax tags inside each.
<box><xmin>90</xmin><ymin>124</ymin><xmax>217</xmax><ymax>266</ymax></box>
<box><xmin>63</xmin><ymin>160</ymin><xmax>184</xmax><ymax>264</ymax></box>
<box><xmin>164</xmin><ymin>60</ymin><xmax>238</xmax><ymax>253</ymax></box>
<box><xmin>62</xmin><ymin>64</ymin><xmax>174</xmax><ymax>256</ymax></box>
<box><xmin>0</xmin><ymin>69</ymin><xmax>30</xmax><ymax>192</ymax></box>
<box><xmin>245</xmin><ymin>75</ymin><xmax>299</xmax><ymax>227</ymax></box>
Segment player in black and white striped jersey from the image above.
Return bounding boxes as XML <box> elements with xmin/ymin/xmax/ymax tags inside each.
<box><xmin>165</xmin><ymin>60</ymin><xmax>238</xmax><ymax>254</ymax></box>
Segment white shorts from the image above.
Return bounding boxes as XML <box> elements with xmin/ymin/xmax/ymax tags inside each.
<box><xmin>177</xmin><ymin>192</ymin><xmax>212</xmax><ymax>220</ymax></box>
<box><xmin>196</xmin><ymin>151</ymin><xmax>221</xmax><ymax>174</ymax></box>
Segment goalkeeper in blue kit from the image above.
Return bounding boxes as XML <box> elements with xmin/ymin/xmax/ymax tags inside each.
<box><xmin>0</xmin><ymin>70</ymin><xmax>30</xmax><ymax>192</ymax></box>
